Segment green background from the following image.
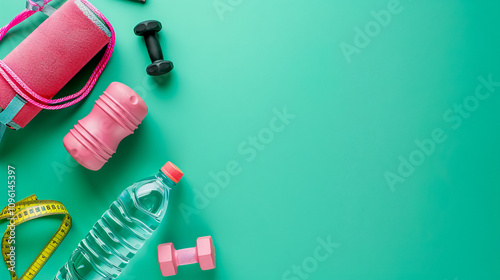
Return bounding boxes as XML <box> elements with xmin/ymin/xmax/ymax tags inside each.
<box><xmin>1</xmin><ymin>0</ymin><xmax>500</xmax><ymax>279</ymax></box>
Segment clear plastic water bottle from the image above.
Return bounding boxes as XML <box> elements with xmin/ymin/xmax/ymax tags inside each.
<box><xmin>55</xmin><ymin>162</ymin><xmax>183</xmax><ymax>280</ymax></box>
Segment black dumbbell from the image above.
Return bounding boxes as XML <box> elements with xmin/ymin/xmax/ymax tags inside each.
<box><xmin>134</xmin><ymin>20</ymin><xmax>173</xmax><ymax>76</ymax></box>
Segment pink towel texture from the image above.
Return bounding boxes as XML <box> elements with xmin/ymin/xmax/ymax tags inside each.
<box><xmin>0</xmin><ymin>0</ymin><xmax>110</xmax><ymax>128</ymax></box>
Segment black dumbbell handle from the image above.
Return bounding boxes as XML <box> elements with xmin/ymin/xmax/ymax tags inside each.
<box><xmin>144</xmin><ymin>33</ymin><xmax>164</xmax><ymax>62</ymax></box>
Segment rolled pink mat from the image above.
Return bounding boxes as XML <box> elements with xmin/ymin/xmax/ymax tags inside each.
<box><xmin>63</xmin><ymin>82</ymin><xmax>148</xmax><ymax>171</ymax></box>
<box><xmin>0</xmin><ymin>0</ymin><xmax>111</xmax><ymax>128</ymax></box>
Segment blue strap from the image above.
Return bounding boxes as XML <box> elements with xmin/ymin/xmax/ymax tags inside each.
<box><xmin>42</xmin><ymin>4</ymin><xmax>56</xmax><ymax>16</ymax></box>
<box><xmin>0</xmin><ymin>124</ymin><xmax>5</xmax><ymax>143</ymax></box>
<box><xmin>26</xmin><ymin>0</ymin><xmax>45</xmax><ymax>11</ymax></box>
<box><xmin>0</xmin><ymin>95</ymin><xmax>27</xmax><ymax>143</ymax></box>
<box><xmin>26</xmin><ymin>0</ymin><xmax>56</xmax><ymax>16</ymax></box>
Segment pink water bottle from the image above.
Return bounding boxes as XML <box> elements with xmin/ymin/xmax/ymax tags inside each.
<box><xmin>63</xmin><ymin>82</ymin><xmax>148</xmax><ymax>170</ymax></box>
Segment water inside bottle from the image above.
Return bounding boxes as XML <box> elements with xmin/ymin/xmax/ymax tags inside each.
<box><xmin>55</xmin><ymin>172</ymin><xmax>174</xmax><ymax>280</ymax></box>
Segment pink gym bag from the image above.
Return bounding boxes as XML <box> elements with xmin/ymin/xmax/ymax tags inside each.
<box><xmin>0</xmin><ymin>0</ymin><xmax>115</xmax><ymax>142</ymax></box>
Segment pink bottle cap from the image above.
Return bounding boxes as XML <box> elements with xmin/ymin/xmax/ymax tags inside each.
<box><xmin>161</xmin><ymin>162</ymin><xmax>183</xmax><ymax>183</ymax></box>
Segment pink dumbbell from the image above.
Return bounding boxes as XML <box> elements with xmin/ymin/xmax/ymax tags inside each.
<box><xmin>158</xmin><ymin>236</ymin><xmax>216</xmax><ymax>276</ymax></box>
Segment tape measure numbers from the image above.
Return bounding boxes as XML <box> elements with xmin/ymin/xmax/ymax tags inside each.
<box><xmin>0</xmin><ymin>195</ymin><xmax>72</xmax><ymax>280</ymax></box>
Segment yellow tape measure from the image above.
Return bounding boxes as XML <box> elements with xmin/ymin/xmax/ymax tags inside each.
<box><xmin>0</xmin><ymin>195</ymin><xmax>72</xmax><ymax>280</ymax></box>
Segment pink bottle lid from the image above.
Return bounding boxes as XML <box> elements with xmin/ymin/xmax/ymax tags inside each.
<box><xmin>161</xmin><ymin>162</ymin><xmax>183</xmax><ymax>183</ymax></box>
